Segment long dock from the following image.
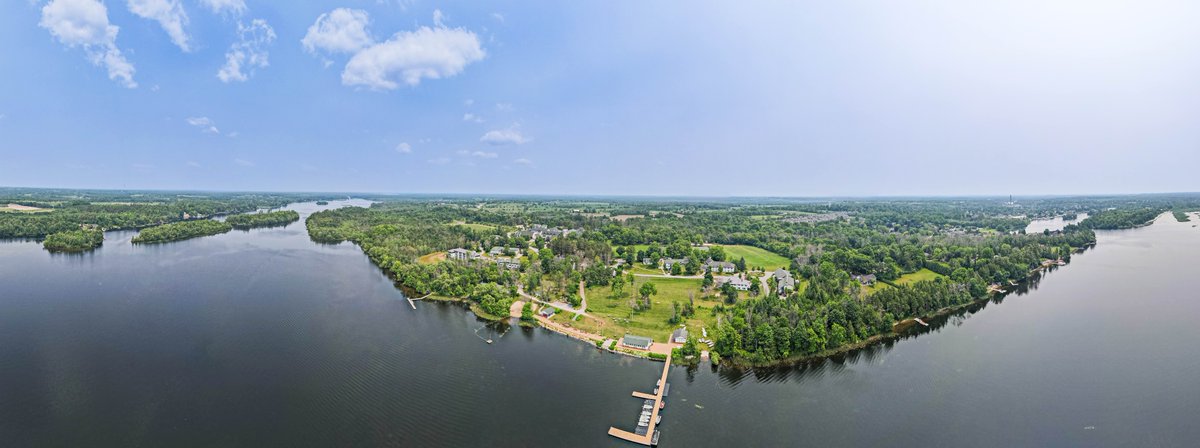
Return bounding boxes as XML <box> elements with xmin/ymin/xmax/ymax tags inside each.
<box><xmin>608</xmin><ymin>352</ymin><xmax>671</xmax><ymax>446</ymax></box>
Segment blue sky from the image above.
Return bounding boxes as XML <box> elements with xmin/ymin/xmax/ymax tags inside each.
<box><xmin>2</xmin><ymin>1</ymin><xmax>1199</xmax><ymax>196</ymax></box>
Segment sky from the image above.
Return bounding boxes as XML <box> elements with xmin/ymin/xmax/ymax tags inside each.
<box><xmin>1</xmin><ymin>0</ymin><xmax>1199</xmax><ymax>197</ymax></box>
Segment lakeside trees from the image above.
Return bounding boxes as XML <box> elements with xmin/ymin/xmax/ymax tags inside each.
<box><xmin>42</xmin><ymin>228</ymin><xmax>104</xmax><ymax>252</ymax></box>
<box><xmin>132</xmin><ymin>220</ymin><xmax>233</xmax><ymax>244</ymax></box>
<box><xmin>226</xmin><ymin>210</ymin><xmax>300</xmax><ymax>229</ymax></box>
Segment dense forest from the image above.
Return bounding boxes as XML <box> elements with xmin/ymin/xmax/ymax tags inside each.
<box><xmin>41</xmin><ymin>228</ymin><xmax>104</xmax><ymax>253</ymax></box>
<box><xmin>226</xmin><ymin>210</ymin><xmax>300</xmax><ymax>229</ymax></box>
<box><xmin>132</xmin><ymin>220</ymin><xmax>233</xmax><ymax>244</ymax></box>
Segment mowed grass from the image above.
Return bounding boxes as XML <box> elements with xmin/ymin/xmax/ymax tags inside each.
<box><xmin>894</xmin><ymin>268</ymin><xmax>944</xmax><ymax>285</ymax></box>
<box><xmin>718</xmin><ymin>245</ymin><xmax>790</xmax><ymax>271</ymax></box>
<box><xmin>448</xmin><ymin>222</ymin><xmax>503</xmax><ymax>233</ymax></box>
<box><xmin>866</xmin><ymin>268</ymin><xmax>945</xmax><ymax>293</ymax></box>
<box><xmin>417</xmin><ymin>251</ymin><xmax>445</xmax><ymax>264</ymax></box>
<box><xmin>582</xmin><ymin>276</ymin><xmax>721</xmax><ymax>342</ymax></box>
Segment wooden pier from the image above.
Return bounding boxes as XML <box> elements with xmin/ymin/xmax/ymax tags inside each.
<box><xmin>608</xmin><ymin>352</ymin><xmax>671</xmax><ymax>446</ymax></box>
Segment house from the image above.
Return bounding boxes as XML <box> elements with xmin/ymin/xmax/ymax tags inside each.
<box><xmin>715</xmin><ymin>275</ymin><xmax>751</xmax><ymax>290</ymax></box>
<box><xmin>671</xmin><ymin>327</ymin><xmax>689</xmax><ymax>344</ymax></box>
<box><xmin>448</xmin><ymin>248</ymin><xmax>478</xmax><ymax>261</ymax></box>
<box><xmin>663</xmin><ymin>258</ymin><xmax>689</xmax><ymax>270</ymax></box>
<box><xmin>704</xmin><ymin>259</ymin><xmax>736</xmax><ymax>273</ymax></box>
<box><xmin>539</xmin><ymin>307</ymin><xmax>556</xmax><ymax>318</ymax></box>
<box><xmin>495</xmin><ymin>257</ymin><xmax>521</xmax><ymax>270</ymax></box>
<box><xmin>613</xmin><ymin>258</ymin><xmax>626</xmax><ymax>267</ymax></box>
<box><xmin>853</xmin><ymin>274</ymin><xmax>877</xmax><ymax>285</ymax></box>
<box><xmin>642</xmin><ymin>257</ymin><xmax>656</xmax><ymax>265</ymax></box>
<box><xmin>622</xmin><ymin>334</ymin><xmax>653</xmax><ymax>350</ymax></box>
<box><xmin>489</xmin><ymin>246</ymin><xmax>505</xmax><ymax>256</ymax></box>
<box><xmin>773</xmin><ymin>268</ymin><xmax>795</xmax><ymax>294</ymax></box>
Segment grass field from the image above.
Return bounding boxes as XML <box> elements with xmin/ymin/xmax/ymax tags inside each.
<box><xmin>894</xmin><ymin>268</ymin><xmax>944</xmax><ymax>285</ymax></box>
<box><xmin>417</xmin><ymin>251</ymin><xmax>445</xmax><ymax>264</ymax></box>
<box><xmin>1</xmin><ymin>204</ymin><xmax>50</xmax><ymax>213</ymax></box>
<box><xmin>866</xmin><ymin>268</ymin><xmax>945</xmax><ymax>293</ymax></box>
<box><xmin>580</xmin><ymin>276</ymin><xmax>723</xmax><ymax>342</ymax></box>
<box><xmin>717</xmin><ymin>245</ymin><xmax>790</xmax><ymax>271</ymax></box>
<box><xmin>448</xmin><ymin>222</ymin><xmax>503</xmax><ymax>233</ymax></box>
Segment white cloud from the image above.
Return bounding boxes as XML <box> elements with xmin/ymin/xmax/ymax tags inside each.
<box><xmin>427</xmin><ymin>157</ymin><xmax>450</xmax><ymax>165</ymax></box>
<box><xmin>39</xmin><ymin>0</ymin><xmax>136</xmax><ymax>88</ymax></box>
<box><xmin>302</xmin><ymin>8</ymin><xmax>373</xmax><ymax>55</ymax></box>
<box><xmin>186</xmin><ymin>116</ymin><xmax>219</xmax><ymax>134</ymax></box>
<box><xmin>491</xmin><ymin>13</ymin><xmax>505</xmax><ymax>23</ymax></box>
<box><xmin>234</xmin><ymin>158</ymin><xmax>255</xmax><ymax>167</ymax></box>
<box><xmin>342</xmin><ymin>26</ymin><xmax>485</xmax><ymax>89</ymax></box>
<box><xmin>471</xmin><ymin>151</ymin><xmax>498</xmax><ymax>158</ymax></box>
<box><xmin>126</xmin><ymin>0</ymin><xmax>191</xmax><ymax>52</ymax></box>
<box><xmin>513</xmin><ymin>158</ymin><xmax>533</xmax><ymax>165</ymax></box>
<box><xmin>463</xmin><ymin>113</ymin><xmax>483</xmax><ymax>123</ymax></box>
<box><xmin>395</xmin><ymin>142</ymin><xmax>412</xmax><ymax>153</ymax></box>
<box><xmin>480</xmin><ymin>129</ymin><xmax>529</xmax><ymax>145</ymax></box>
<box><xmin>218</xmin><ymin>19</ymin><xmax>276</xmax><ymax>83</ymax></box>
<box><xmin>199</xmin><ymin>0</ymin><xmax>245</xmax><ymax>15</ymax></box>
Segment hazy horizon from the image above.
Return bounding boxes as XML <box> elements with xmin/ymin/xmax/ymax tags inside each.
<box><xmin>3</xmin><ymin>1</ymin><xmax>1198</xmax><ymax>196</ymax></box>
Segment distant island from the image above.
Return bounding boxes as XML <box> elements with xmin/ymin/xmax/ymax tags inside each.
<box><xmin>132</xmin><ymin>220</ymin><xmax>233</xmax><ymax>244</ymax></box>
<box><xmin>316</xmin><ymin>201</ymin><xmax>329</xmax><ymax>206</ymax></box>
<box><xmin>226</xmin><ymin>210</ymin><xmax>300</xmax><ymax>229</ymax></box>
<box><xmin>42</xmin><ymin>228</ymin><xmax>104</xmax><ymax>253</ymax></box>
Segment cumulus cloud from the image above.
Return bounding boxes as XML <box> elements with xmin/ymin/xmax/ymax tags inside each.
<box><xmin>301</xmin><ymin>8</ymin><xmax>373</xmax><ymax>55</ymax></box>
<box><xmin>480</xmin><ymin>129</ymin><xmax>529</xmax><ymax>145</ymax></box>
<box><xmin>218</xmin><ymin>19</ymin><xmax>276</xmax><ymax>83</ymax></box>
<box><xmin>342</xmin><ymin>25</ymin><xmax>485</xmax><ymax>90</ymax></box>
<box><xmin>471</xmin><ymin>151</ymin><xmax>498</xmax><ymax>158</ymax></box>
<box><xmin>199</xmin><ymin>0</ymin><xmax>245</xmax><ymax>15</ymax></box>
<box><xmin>126</xmin><ymin>0</ymin><xmax>190</xmax><ymax>51</ymax></box>
<box><xmin>39</xmin><ymin>0</ymin><xmax>136</xmax><ymax>88</ymax></box>
<box><xmin>395</xmin><ymin>142</ymin><xmax>412</xmax><ymax>153</ymax></box>
<box><xmin>463</xmin><ymin>113</ymin><xmax>484</xmax><ymax>123</ymax></box>
<box><xmin>186</xmin><ymin>116</ymin><xmax>219</xmax><ymax>134</ymax></box>
<box><xmin>513</xmin><ymin>158</ymin><xmax>533</xmax><ymax>165</ymax></box>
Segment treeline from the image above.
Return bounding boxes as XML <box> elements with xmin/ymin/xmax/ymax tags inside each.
<box><xmin>42</xmin><ymin>228</ymin><xmax>104</xmax><ymax>253</ymax></box>
<box><xmin>1080</xmin><ymin>208</ymin><xmax>1165</xmax><ymax>229</ymax></box>
<box><xmin>132</xmin><ymin>220</ymin><xmax>232</xmax><ymax>244</ymax></box>
<box><xmin>226</xmin><ymin>210</ymin><xmax>300</xmax><ymax>229</ymax></box>
<box><xmin>0</xmin><ymin>194</ymin><xmax>311</xmax><ymax>239</ymax></box>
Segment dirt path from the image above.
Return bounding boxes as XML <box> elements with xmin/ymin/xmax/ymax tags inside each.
<box><xmin>517</xmin><ymin>285</ymin><xmax>592</xmax><ymax>318</ymax></box>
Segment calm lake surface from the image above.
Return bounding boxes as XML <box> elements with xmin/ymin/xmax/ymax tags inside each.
<box><xmin>2</xmin><ymin>202</ymin><xmax>1198</xmax><ymax>447</ymax></box>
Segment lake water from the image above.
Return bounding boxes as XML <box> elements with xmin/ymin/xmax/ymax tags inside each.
<box><xmin>1025</xmin><ymin>213</ymin><xmax>1089</xmax><ymax>233</ymax></box>
<box><xmin>2</xmin><ymin>202</ymin><xmax>1197</xmax><ymax>447</ymax></box>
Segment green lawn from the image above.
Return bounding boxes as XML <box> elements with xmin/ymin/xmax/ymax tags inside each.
<box><xmin>894</xmin><ymin>268</ymin><xmax>945</xmax><ymax>285</ymax></box>
<box><xmin>866</xmin><ymin>268</ymin><xmax>945</xmax><ymax>293</ymax></box>
<box><xmin>718</xmin><ymin>245</ymin><xmax>790</xmax><ymax>271</ymax></box>
<box><xmin>582</xmin><ymin>277</ymin><xmax>722</xmax><ymax>342</ymax></box>
<box><xmin>448</xmin><ymin>222</ymin><xmax>502</xmax><ymax>233</ymax></box>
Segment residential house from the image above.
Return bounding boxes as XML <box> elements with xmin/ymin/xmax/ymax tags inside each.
<box><xmin>853</xmin><ymin>274</ymin><xmax>877</xmax><ymax>285</ymax></box>
<box><xmin>704</xmin><ymin>259</ymin><xmax>736</xmax><ymax>273</ymax></box>
<box><xmin>539</xmin><ymin>307</ymin><xmax>556</xmax><ymax>318</ymax></box>
<box><xmin>671</xmin><ymin>327</ymin><xmax>689</xmax><ymax>344</ymax></box>
<box><xmin>448</xmin><ymin>248</ymin><xmax>479</xmax><ymax>261</ymax></box>
<box><xmin>495</xmin><ymin>257</ymin><xmax>521</xmax><ymax>270</ymax></box>
<box><xmin>663</xmin><ymin>258</ymin><xmax>689</xmax><ymax>271</ymax></box>
<box><xmin>773</xmin><ymin>268</ymin><xmax>796</xmax><ymax>294</ymax></box>
<box><xmin>489</xmin><ymin>246</ymin><xmax>506</xmax><ymax>256</ymax></box>
<box><xmin>715</xmin><ymin>275</ymin><xmax>751</xmax><ymax>291</ymax></box>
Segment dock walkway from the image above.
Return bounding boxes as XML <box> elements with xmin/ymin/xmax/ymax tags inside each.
<box><xmin>608</xmin><ymin>352</ymin><xmax>671</xmax><ymax>446</ymax></box>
